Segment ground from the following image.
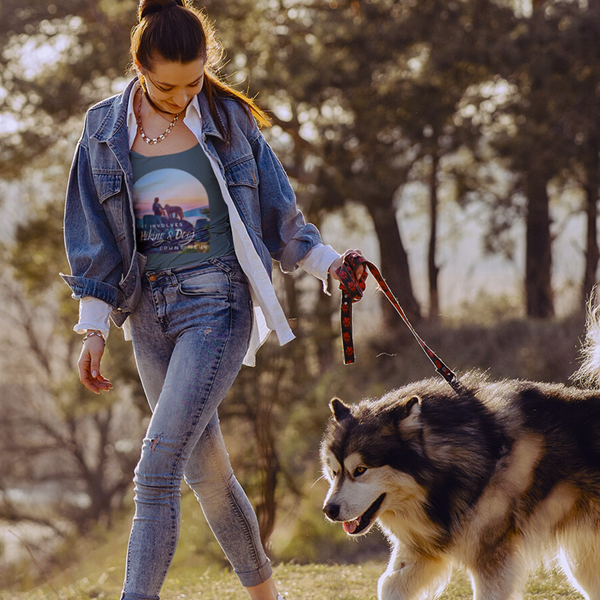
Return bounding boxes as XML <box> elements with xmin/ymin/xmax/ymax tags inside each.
<box><xmin>1</xmin><ymin>562</ymin><xmax>584</xmax><ymax>600</ymax></box>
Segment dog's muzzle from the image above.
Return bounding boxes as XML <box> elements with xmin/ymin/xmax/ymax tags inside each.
<box><xmin>323</xmin><ymin>493</ymin><xmax>386</xmax><ymax>535</ymax></box>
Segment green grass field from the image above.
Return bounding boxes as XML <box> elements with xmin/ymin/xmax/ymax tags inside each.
<box><xmin>0</xmin><ymin>488</ymin><xmax>588</xmax><ymax>600</ymax></box>
<box><xmin>1</xmin><ymin>561</ymin><xmax>586</xmax><ymax>600</ymax></box>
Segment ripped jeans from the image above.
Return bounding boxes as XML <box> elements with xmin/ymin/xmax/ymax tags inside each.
<box><xmin>121</xmin><ymin>256</ymin><xmax>271</xmax><ymax>600</ymax></box>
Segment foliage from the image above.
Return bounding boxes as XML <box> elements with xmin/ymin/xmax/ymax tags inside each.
<box><xmin>461</xmin><ymin>3</ymin><xmax>600</xmax><ymax>316</ymax></box>
<box><xmin>0</xmin><ymin>174</ymin><xmax>147</xmax><ymax>549</ymax></box>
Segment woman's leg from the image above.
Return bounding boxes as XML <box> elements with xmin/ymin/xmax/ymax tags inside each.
<box><xmin>121</xmin><ymin>259</ymin><xmax>273</xmax><ymax>599</ymax></box>
<box><xmin>184</xmin><ymin>413</ymin><xmax>272</xmax><ymax>587</ymax></box>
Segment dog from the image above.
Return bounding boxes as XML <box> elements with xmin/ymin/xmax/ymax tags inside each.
<box><xmin>321</xmin><ymin>306</ymin><xmax>600</xmax><ymax>600</ymax></box>
<box><xmin>164</xmin><ymin>204</ymin><xmax>185</xmax><ymax>220</ymax></box>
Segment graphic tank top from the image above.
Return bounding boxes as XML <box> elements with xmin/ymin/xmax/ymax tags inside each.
<box><xmin>130</xmin><ymin>144</ymin><xmax>235</xmax><ymax>271</ymax></box>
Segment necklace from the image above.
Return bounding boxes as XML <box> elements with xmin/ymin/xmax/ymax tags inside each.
<box><xmin>136</xmin><ymin>89</ymin><xmax>181</xmax><ymax>145</ymax></box>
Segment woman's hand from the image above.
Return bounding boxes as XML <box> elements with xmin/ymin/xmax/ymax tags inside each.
<box><xmin>329</xmin><ymin>249</ymin><xmax>365</xmax><ymax>283</ymax></box>
<box><xmin>77</xmin><ymin>331</ymin><xmax>113</xmax><ymax>394</ymax></box>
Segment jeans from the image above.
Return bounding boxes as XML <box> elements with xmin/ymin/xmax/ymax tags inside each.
<box><xmin>121</xmin><ymin>256</ymin><xmax>271</xmax><ymax>600</ymax></box>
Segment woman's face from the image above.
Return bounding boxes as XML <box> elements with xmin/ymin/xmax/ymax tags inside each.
<box><xmin>138</xmin><ymin>56</ymin><xmax>205</xmax><ymax>114</ymax></box>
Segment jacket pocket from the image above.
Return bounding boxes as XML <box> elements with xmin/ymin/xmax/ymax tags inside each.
<box><xmin>92</xmin><ymin>169</ymin><xmax>122</xmax><ymax>203</ymax></box>
<box><xmin>225</xmin><ymin>157</ymin><xmax>262</xmax><ymax>235</ymax></box>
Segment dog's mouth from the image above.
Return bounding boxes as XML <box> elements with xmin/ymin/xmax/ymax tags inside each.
<box><xmin>342</xmin><ymin>493</ymin><xmax>386</xmax><ymax>535</ymax></box>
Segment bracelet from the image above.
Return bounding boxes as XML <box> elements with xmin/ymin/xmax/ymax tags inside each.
<box><xmin>82</xmin><ymin>330</ymin><xmax>105</xmax><ymax>344</ymax></box>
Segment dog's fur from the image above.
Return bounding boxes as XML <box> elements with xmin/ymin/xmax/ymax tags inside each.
<box><xmin>321</xmin><ymin>306</ymin><xmax>600</xmax><ymax>600</ymax></box>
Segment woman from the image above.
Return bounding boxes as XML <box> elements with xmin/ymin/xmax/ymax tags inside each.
<box><xmin>62</xmin><ymin>1</ymin><xmax>363</xmax><ymax>599</ymax></box>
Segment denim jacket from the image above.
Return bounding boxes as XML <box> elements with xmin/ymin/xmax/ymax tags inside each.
<box><xmin>61</xmin><ymin>79</ymin><xmax>324</xmax><ymax>329</ymax></box>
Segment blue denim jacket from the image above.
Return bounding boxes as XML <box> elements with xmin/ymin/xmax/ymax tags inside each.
<box><xmin>61</xmin><ymin>79</ymin><xmax>322</xmax><ymax>326</ymax></box>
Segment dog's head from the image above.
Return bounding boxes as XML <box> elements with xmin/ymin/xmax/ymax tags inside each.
<box><xmin>320</xmin><ymin>395</ymin><xmax>425</xmax><ymax>536</ymax></box>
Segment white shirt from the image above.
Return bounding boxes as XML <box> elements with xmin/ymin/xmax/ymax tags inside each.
<box><xmin>75</xmin><ymin>85</ymin><xmax>340</xmax><ymax>366</ymax></box>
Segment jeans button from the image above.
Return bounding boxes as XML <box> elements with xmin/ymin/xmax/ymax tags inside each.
<box><xmin>148</xmin><ymin>273</ymin><xmax>157</xmax><ymax>282</ymax></box>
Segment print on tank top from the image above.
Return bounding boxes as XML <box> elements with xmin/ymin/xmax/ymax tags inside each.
<box><xmin>133</xmin><ymin>168</ymin><xmax>210</xmax><ymax>255</ymax></box>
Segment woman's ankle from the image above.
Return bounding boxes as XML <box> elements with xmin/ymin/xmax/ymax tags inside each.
<box><xmin>246</xmin><ymin>576</ymin><xmax>280</xmax><ymax>600</ymax></box>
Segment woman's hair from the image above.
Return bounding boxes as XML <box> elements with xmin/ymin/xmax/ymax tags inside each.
<box><xmin>131</xmin><ymin>0</ymin><xmax>270</xmax><ymax>136</ymax></box>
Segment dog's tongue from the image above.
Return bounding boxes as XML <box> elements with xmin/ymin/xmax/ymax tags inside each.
<box><xmin>343</xmin><ymin>519</ymin><xmax>359</xmax><ymax>534</ymax></box>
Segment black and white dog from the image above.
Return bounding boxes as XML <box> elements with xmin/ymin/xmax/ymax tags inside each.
<box><xmin>321</xmin><ymin>307</ymin><xmax>600</xmax><ymax>600</ymax></box>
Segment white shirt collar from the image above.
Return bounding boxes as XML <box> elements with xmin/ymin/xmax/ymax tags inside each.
<box><xmin>126</xmin><ymin>82</ymin><xmax>203</xmax><ymax>149</ymax></box>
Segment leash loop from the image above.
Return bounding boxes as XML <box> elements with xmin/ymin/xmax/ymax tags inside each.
<box><xmin>335</xmin><ymin>251</ymin><xmax>464</xmax><ymax>395</ymax></box>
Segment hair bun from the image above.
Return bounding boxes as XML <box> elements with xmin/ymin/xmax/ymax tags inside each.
<box><xmin>139</xmin><ymin>0</ymin><xmax>184</xmax><ymax>21</ymax></box>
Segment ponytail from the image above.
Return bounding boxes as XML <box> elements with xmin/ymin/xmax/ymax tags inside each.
<box><xmin>130</xmin><ymin>0</ymin><xmax>270</xmax><ymax>137</ymax></box>
<box><xmin>138</xmin><ymin>0</ymin><xmax>184</xmax><ymax>21</ymax></box>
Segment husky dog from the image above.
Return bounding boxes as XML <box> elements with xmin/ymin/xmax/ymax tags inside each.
<box><xmin>321</xmin><ymin>308</ymin><xmax>600</xmax><ymax>600</ymax></box>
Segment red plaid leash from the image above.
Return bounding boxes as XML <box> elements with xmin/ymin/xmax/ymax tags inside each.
<box><xmin>335</xmin><ymin>251</ymin><xmax>464</xmax><ymax>395</ymax></box>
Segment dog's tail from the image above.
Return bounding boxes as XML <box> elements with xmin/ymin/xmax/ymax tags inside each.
<box><xmin>572</xmin><ymin>294</ymin><xmax>600</xmax><ymax>387</ymax></box>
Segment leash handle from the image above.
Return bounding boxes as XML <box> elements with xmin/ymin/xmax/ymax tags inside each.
<box><xmin>335</xmin><ymin>251</ymin><xmax>369</xmax><ymax>364</ymax></box>
<box><xmin>336</xmin><ymin>251</ymin><xmax>464</xmax><ymax>394</ymax></box>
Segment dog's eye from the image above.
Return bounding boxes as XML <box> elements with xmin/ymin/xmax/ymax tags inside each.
<box><xmin>353</xmin><ymin>466</ymin><xmax>367</xmax><ymax>477</ymax></box>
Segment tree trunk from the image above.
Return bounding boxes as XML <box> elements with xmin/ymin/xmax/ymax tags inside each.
<box><xmin>366</xmin><ymin>200</ymin><xmax>421</xmax><ymax>329</ymax></box>
<box><xmin>251</xmin><ymin>356</ymin><xmax>285</xmax><ymax>550</ymax></box>
<box><xmin>255</xmin><ymin>414</ymin><xmax>279</xmax><ymax>549</ymax></box>
<box><xmin>428</xmin><ymin>153</ymin><xmax>440</xmax><ymax>323</ymax></box>
<box><xmin>525</xmin><ymin>172</ymin><xmax>554</xmax><ymax>318</ymax></box>
<box><xmin>582</xmin><ymin>136</ymin><xmax>600</xmax><ymax>305</ymax></box>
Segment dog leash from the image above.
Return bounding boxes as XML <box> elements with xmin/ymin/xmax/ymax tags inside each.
<box><xmin>335</xmin><ymin>251</ymin><xmax>465</xmax><ymax>395</ymax></box>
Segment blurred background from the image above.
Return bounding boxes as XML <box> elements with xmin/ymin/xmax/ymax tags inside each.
<box><xmin>1</xmin><ymin>0</ymin><xmax>599</xmax><ymax>591</ymax></box>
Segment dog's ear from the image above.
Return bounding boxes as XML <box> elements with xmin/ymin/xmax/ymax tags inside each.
<box><xmin>330</xmin><ymin>397</ymin><xmax>352</xmax><ymax>422</ymax></box>
<box><xmin>397</xmin><ymin>396</ymin><xmax>422</xmax><ymax>436</ymax></box>
<box><xmin>405</xmin><ymin>396</ymin><xmax>421</xmax><ymax>418</ymax></box>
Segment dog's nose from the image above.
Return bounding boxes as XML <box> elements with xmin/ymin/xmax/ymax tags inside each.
<box><xmin>323</xmin><ymin>502</ymin><xmax>340</xmax><ymax>520</ymax></box>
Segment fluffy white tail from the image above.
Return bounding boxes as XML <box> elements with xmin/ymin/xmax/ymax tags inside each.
<box><xmin>573</xmin><ymin>296</ymin><xmax>600</xmax><ymax>388</ymax></box>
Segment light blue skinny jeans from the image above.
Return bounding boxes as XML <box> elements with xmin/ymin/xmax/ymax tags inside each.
<box><xmin>121</xmin><ymin>255</ymin><xmax>272</xmax><ymax>600</ymax></box>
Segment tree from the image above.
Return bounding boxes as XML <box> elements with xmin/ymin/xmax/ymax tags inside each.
<box><xmin>0</xmin><ymin>196</ymin><xmax>149</xmax><ymax>532</ymax></box>
<box><xmin>556</xmin><ymin>4</ymin><xmax>600</xmax><ymax>304</ymax></box>
<box><xmin>367</xmin><ymin>0</ymin><xmax>515</xmax><ymax>321</ymax></box>
<box><xmin>0</xmin><ymin>0</ymin><xmax>136</xmax><ymax>177</ymax></box>
<box><xmin>460</xmin><ymin>0</ymin><xmax>589</xmax><ymax>318</ymax></box>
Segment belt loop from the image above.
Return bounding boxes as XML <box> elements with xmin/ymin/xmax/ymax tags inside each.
<box><xmin>209</xmin><ymin>257</ymin><xmax>234</xmax><ymax>275</ymax></box>
<box><xmin>167</xmin><ymin>269</ymin><xmax>178</xmax><ymax>287</ymax></box>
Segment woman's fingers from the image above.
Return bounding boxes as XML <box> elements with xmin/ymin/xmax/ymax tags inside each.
<box><xmin>329</xmin><ymin>249</ymin><xmax>366</xmax><ymax>282</ymax></box>
<box><xmin>77</xmin><ymin>337</ymin><xmax>112</xmax><ymax>394</ymax></box>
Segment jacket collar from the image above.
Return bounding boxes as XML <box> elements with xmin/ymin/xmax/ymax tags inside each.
<box><xmin>196</xmin><ymin>91</ymin><xmax>226</xmax><ymax>141</ymax></box>
<box><xmin>91</xmin><ymin>77</ymin><xmax>226</xmax><ymax>144</ymax></box>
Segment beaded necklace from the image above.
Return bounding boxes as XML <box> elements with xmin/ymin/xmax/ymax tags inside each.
<box><xmin>135</xmin><ymin>89</ymin><xmax>181</xmax><ymax>145</ymax></box>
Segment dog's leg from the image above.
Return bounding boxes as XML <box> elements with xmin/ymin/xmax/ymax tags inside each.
<box><xmin>559</xmin><ymin>529</ymin><xmax>600</xmax><ymax>600</ymax></box>
<box><xmin>377</xmin><ymin>548</ymin><xmax>452</xmax><ymax>600</ymax></box>
<box><xmin>469</xmin><ymin>548</ymin><xmax>525</xmax><ymax>600</ymax></box>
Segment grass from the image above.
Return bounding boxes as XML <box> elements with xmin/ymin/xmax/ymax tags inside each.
<box><xmin>0</xmin><ymin>562</ymin><xmax>586</xmax><ymax>600</ymax></box>
<box><xmin>0</xmin><ymin>491</ymin><xmax>588</xmax><ymax>600</ymax></box>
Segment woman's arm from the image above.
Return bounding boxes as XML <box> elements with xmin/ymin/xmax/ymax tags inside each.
<box><xmin>63</xmin><ymin>116</ymin><xmax>121</xmax><ymax>392</ymax></box>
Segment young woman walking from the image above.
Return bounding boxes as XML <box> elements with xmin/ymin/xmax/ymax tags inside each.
<box><xmin>62</xmin><ymin>1</ymin><xmax>363</xmax><ymax>598</ymax></box>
